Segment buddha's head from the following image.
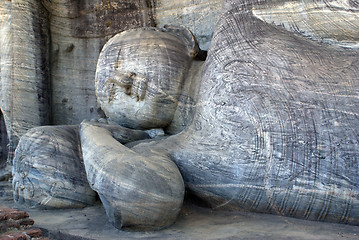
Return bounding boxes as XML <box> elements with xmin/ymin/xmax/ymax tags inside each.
<box><xmin>96</xmin><ymin>26</ymin><xmax>200</xmax><ymax>130</ymax></box>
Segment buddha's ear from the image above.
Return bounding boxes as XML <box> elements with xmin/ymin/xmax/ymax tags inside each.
<box><xmin>162</xmin><ymin>25</ymin><xmax>206</xmax><ymax>60</ymax></box>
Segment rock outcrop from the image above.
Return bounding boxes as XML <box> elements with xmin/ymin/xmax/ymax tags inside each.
<box><xmin>155</xmin><ymin>0</ymin><xmax>223</xmax><ymax>50</ymax></box>
<box><xmin>253</xmin><ymin>0</ymin><xmax>359</xmax><ymax>48</ymax></box>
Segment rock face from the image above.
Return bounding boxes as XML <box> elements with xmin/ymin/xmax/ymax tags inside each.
<box><xmin>96</xmin><ymin>26</ymin><xmax>201</xmax><ymax>131</ymax></box>
<box><xmin>0</xmin><ymin>0</ymin><xmax>51</xmax><ymax>165</ymax></box>
<box><xmin>80</xmin><ymin>121</ymin><xmax>184</xmax><ymax>230</ymax></box>
<box><xmin>155</xmin><ymin>0</ymin><xmax>224</xmax><ymax>50</ymax></box>
<box><xmin>12</xmin><ymin>125</ymin><xmax>97</xmax><ymax>209</ymax></box>
<box><xmin>0</xmin><ymin>1</ymin><xmax>11</xmax><ymax>168</ymax></box>
<box><xmin>12</xmin><ymin>121</ymin><xmax>152</xmax><ymax>210</ymax></box>
<box><xmin>127</xmin><ymin>0</ymin><xmax>359</xmax><ymax>225</ymax></box>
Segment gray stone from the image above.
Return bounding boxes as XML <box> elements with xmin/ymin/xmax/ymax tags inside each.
<box><xmin>11</xmin><ymin>122</ymin><xmax>151</xmax><ymax>210</ymax></box>
<box><xmin>6</xmin><ymin>0</ymin><xmax>359</xmax><ymax>231</ymax></box>
<box><xmin>0</xmin><ymin>0</ymin><xmax>51</xmax><ymax>165</ymax></box>
<box><xmin>80</xmin><ymin>121</ymin><xmax>184</xmax><ymax>231</ymax></box>
<box><xmin>253</xmin><ymin>0</ymin><xmax>359</xmax><ymax>48</ymax></box>
<box><xmin>0</xmin><ymin>0</ymin><xmax>222</xmax><ymax>168</ymax></box>
<box><xmin>155</xmin><ymin>0</ymin><xmax>224</xmax><ymax>50</ymax></box>
<box><xmin>1</xmin><ymin>181</ymin><xmax>358</xmax><ymax>240</ymax></box>
<box><xmin>45</xmin><ymin>0</ymin><xmax>156</xmax><ymax>126</ymax></box>
<box><xmin>0</xmin><ymin>0</ymin><xmax>158</xmax><ymax>169</ymax></box>
<box><xmin>0</xmin><ymin>1</ymin><xmax>11</xmax><ymax>168</ymax></box>
<box><xmin>119</xmin><ymin>0</ymin><xmax>359</xmax><ymax>225</ymax></box>
<box><xmin>12</xmin><ymin>125</ymin><xmax>96</xmax><ymax>209</ymax></box>
<box><xmin>95</xmin><ymin>26</ymin><xmax>202</xmax><ymax>131</ymax></box>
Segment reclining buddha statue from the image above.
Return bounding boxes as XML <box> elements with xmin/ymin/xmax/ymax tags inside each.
<box><xmin>13</xmin><ymin>0</ymin><xmax>359</xmax><ymax>231</ymax></box>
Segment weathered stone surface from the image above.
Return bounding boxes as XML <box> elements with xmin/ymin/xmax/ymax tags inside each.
<box><xmin>2</xmin><ymin>193</ymin><xmax>359</xmax><ymax>240</ymax></box>
<box><xmin>5</xmin><ymin>0</ymin><xmax>359</xmax><ymax>231</ymax></box>
<box><xmin>80</xmin><ymin>121</ymin><xmax>184</xmax><ymax>230</ymax></box>
<box><xmin>124</xmin><ymin>0</ymin><xmax>359</xmax><ymax>225</ymax></box>
<box><xmin>0</xmin><ymin>0</ymin><xmax>51</xmax><ymax>166</ymax></box>
<box><xmin>0</xmin><ymin>0</ymin><xmax>158</xmax><ymax>169</ymax></box>
<box><xmin>43</xmin><ymin>0</ymin><xmax>156</xmax><ymax>126</ymax></box>
<box><xmin>165</xmin><ymin>60</ymin><xmax>204</xmax><ymax>134</ymax></box>
<box><xmin>155</xmin><ymin>0</ymin><xmax>224</xmax><ymax>50</ymax></box>
<box><xmin>0</xmin><ymin>111</ymin><xmax>9</xmax><ymax>169</ymax></box>
<box><xmin>82</xmin><ymin>120</ymin><xmax>152</xmax><ymax>143</ymax></box>
<box><xmin>253</xmin><ymin>0</ymin><xmax>359</xmax><ymax>48</ymax></box>
<box><xmin>0</xmin><ymin>0</ymin><xmax>222</xmax><ymax>168</ymax></box>
<box><xmin>0</xmin><ymin>1</ymin><xmax>11</xmax><ymax>168</ymax></box>
<box><xmin>95</xmin><ymin>26</ymin><xmax>201</xmax><ymax>131</ymax></box>
<box><xmin>12</xmin><ymin>125</ymin><xmax>97</xmax><ymax>209</ymax></box>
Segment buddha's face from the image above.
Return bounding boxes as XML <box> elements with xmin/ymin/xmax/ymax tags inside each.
<box><xmin>96</xmin><ymin>28</ymin><xmax>194</xmax><ymax>130</ymax></box>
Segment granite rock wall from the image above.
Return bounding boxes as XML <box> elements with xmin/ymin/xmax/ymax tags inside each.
<box><xmin>0</xmin><ymin>0</ymin><xmax>50</xmax><ymax>166</ymax></box>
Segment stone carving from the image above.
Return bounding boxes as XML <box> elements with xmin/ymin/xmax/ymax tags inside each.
<box><xmin>11</xmin><ymin>0</ymin><xmax>359</xmax><ymax>232</ymax></box>
<box><xmin>96</xmin><ymin>26</ymin><xmax>203</xmax><ymax>132</ymax></box>
<box><xmin>92</xmin><ymin>0</ymin><xmax>359</xmax><ymax>226</ymax></box>
<box><xmin>80</xmin><ymin>121</ymin><xmax>184</xmax><ymax>230</ymax></box>
<box><xmin>12</xmin><ymin>123</ymin><xmax>151</xmax><ymax>209</ymax></box>
<box><xmin>12</xmin><ymin>25</ymin><xmax>203</xmax><ymax>230</ymax></box>
<box><xmin>0</xmin><ymin>0</ymin><xmax>222</xmax><ymax>169</ymax></box>
<box><xmin>0</xmin><ymin>0</ymin><xmax>157</xmax><ymax>168</ymax></box>
<box><xmin>155</xmin><ymin>0</ymin><xmax>223</xmax><ymax>50</ymax></box>
<box><xmin>12</xmin><ymin>125</ymin><xmax>96</xmax><ymax>209</ymax></box>
<box><xmin>128</xmin><ymin>0</ymin><xmax>358</xmax><ymax>225</ymax></box>
<box><xmin>83</xmin><ymin>26</ymin><xmax>204</xmax><ymax>230</ymax></box>
<box><xmin>43</xmin><ymin>0</ymin><xmax>156</xmax><ymax>126</ymax></box>
<box><xmin>253</xmin><ymin>0</ymin><xmax>359</xmax><ymax>48</ymax></box>
<box><xmin>0</xmin><ymin>0</ymin><xmax>50</xmax><ymax>166</ymax></box>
